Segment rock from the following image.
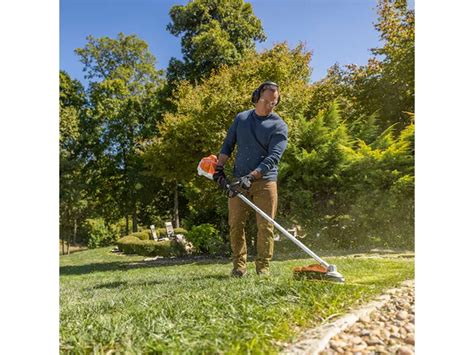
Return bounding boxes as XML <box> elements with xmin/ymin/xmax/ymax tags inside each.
<box><xmin>396</xmin><ymin>310</ymin><xmax>409</xmax><ymax>320</ymax></box>
<box><xmin>366</xmin><ymin>336</ymin><xmax>383</xmax><ymax>346</ymax></box>
<box><xmin>352</xmin><ymin>342</ymin><xmax>368</xmax><ymax>352</ymax></box>
<box><xmin>360</xmin><ymin>315</ymin><xmax>371</xmax><ymax>323</ymax></box>
<box><xmin>371</xmin><ymin>329</ymin><xmax>381</xmax><ymax>337</ymax></box>
<box><xmin>374</xmin><ymin>345</ymin><xmax>389</xmax><ymax>353</ymax></box>
<box><xmin>382</xmin><ymin>329</ymin><xmax>392</xmax><ymax>339</ymax></box>
<box><xmin>405</xmin><ymin>334</ymin><xmax>415</xmax><ymax>345</ymax></box>
<box><xmin>404</xmin><ymin>323</ymin><xmax>415</xmax><ymax>333</ymax></box>
<box><xmin>390</xmin><ymin>325</ymin><xmax>400</xmax><ymax>334</ymax></box>
<box><xmin>351</xmin><ymin>336</ymin><xmax>363</xmax><ymax>345</ymax></box>
<box><xmin>400</xmin><ymin>327</ymin><xmax>407</xmax><ymax>336</ymax></box>
<box><xmin>388</xmin><ymin>338</ymin><xmax>398</xmax><ymax>345</ymax></box>
<box><xmin>397</xmin><ymin>346</ymin><xmax>414</xmax><ymax>355</ymax></box>
<box><xmin>330</xmin><ymin>340</ymin><xmax>347</xmax><ymax>349</ymax></box>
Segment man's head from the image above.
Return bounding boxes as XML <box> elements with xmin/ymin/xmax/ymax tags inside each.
<box><xmin>252</xmin><ymin>81</ymin><xmax>280</xmax><ymax>116</ymax></box>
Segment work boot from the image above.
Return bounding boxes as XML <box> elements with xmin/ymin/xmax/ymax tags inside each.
<box><xmin>230</xmin><ymin>268</ymin><xmax>247</xmax><ymax>278</ymax></box>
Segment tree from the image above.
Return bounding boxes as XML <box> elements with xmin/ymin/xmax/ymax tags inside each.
<box><xmin>371</xmin><ymin>0</ymin><xmax>414</xmax><ymax>126</ymax></box>
<box><xmin>75</xmin><ymin>33</ymin><xmax>164</xmax><ymax>233</ymax></box>
<box><xmin>166</xmin><ymin>0</ymin><xmax>266</xmax><ymax>84</ymax></box>
<box><xmin>60</xmin><ymin>70</ymin><xmax>88</xmax><ymax>252</ymax></box>
<box><xmin>309</xmin><ymin>0</ymin><xmax>414</xmax><ymax>131</ymax></box>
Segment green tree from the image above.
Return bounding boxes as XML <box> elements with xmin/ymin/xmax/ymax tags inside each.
<box><xmin>278</xmin><ymin>102</ymin><xmax>351</xmax><ymax>224</ymax></box>
<box><xmin>60</xmin><ymin>70</ymin><xmax>88</xmax><ymax>253</ymax></box>
<box><xmin>309</xmin><ymin>0</ymin><xmax>414</xmax><ymax>131</ymax></box>
<box><xmin>337</xmin><ymin>116</ymin><xmax>414</xmax><ymax>248</ymax></box>
<box><xmin>166</xmin><ymin>0</ymin><xmax>266</xmax><ymax>84</ymax></box>
<box><xmin>371</xmin><ymin>0</ymin><xmax>414</xmax><ymax>122</ymax></box>
<box><xmin>75</xmin><ymin>33</ymin><xmax>164</xmax><ymax>233</ymax></box>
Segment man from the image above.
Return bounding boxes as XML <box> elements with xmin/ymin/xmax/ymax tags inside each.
<box><xmin>213</xmin><ymin>81</ymin><xmax>288</xmax><ymax>277</ymax></box>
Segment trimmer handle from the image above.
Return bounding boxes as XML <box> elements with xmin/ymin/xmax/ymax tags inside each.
<box><xmin>225</xmin><ymin>181</ymin><xmax>242</xmax><ymax>198</ymax></box>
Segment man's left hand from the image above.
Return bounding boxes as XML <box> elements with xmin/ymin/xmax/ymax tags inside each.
<box><xmin>239</xmin><ymin>174</ymin><xmax>255</xmax><ymax>190</ymax></box>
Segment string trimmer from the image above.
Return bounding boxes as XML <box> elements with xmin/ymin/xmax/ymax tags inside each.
<box><xmin>197</xmin><ymin>155</ymin><xmax>345</xmax><ymax>283</ymax></box>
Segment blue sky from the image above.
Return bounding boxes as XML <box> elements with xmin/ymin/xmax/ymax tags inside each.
<box><xmin>60</xmin><ymin>0</ymin><xmax>414</xmax><ymax>86</ymax></box>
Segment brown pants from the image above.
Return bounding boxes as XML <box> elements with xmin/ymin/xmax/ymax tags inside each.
<box><xmin>228</xmin><ymin>180</ymin><xmax>278</xmax><ymax>272</ymax></box>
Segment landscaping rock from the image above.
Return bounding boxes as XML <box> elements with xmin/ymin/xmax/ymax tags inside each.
<box><xmin>329</xmin><ymin>340</ymin><xmax>346</xmax><ymax>348</ymax></box>
<box><xmin>396</xmin><ymin>310</ymin><xmax>409</xmax><ymax>320</ymax></box>
<box><xmin>397</xmin><ymin>346</ymin><xmax>414</xmax><ymax>355</ymax></box>
<box><xmin>405</xmin><ymin>334</ymin><xmax>415</xmax><ymax>345</ymax></box>
<box><xmin>404</xmin><ymin>323</ymin><xmax>415</xmax><ymax>333</ymax></box>
<box><xmin>319</xmin><ymin>280</ymin><xmax>415</xmax><ymax>354</ymax></box>
<box><xmin>283</xmin><ymin>280</ymin><xmax>414</xmax><ymax>354</ymax></box>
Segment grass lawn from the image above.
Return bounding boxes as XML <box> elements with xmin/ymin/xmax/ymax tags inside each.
<box><xmin>60</xmin><ymin>246</ymin><xmax>414</xmax><ymax>354</ymax></box>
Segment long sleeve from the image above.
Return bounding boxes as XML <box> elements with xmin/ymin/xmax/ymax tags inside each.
<box><xmin>255</xmin><ymin>124</ymin><xmax>288</xmax><ymax>176</ymax></box>
<box><xmin>220</xmin><ymin>116</ymin><xmax>238</xmax><ymax>156</ymax></box>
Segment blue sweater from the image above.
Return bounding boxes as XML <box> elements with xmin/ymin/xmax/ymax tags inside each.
<box><xmin>220</xmin><ymin>109</ymin><xmax>288</xmax><ymax>181</ymax></box>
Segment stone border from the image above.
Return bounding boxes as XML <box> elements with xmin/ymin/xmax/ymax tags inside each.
<box><xmin>282</xmin><ymin>280</ymin><xmax>414</xmax><ymax>354</ymax></box>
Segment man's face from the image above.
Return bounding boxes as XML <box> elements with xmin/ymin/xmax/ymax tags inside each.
<box><xmin>256</xmin><ymin>88</ymin><xmax>279</xmax><ymax>115</ymax></box>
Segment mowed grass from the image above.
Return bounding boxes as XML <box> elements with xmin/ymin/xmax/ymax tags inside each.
<box><xmin>60</xmin><ymin>247</ymin><xmax>414</xmax><ymax>354</ymax></box>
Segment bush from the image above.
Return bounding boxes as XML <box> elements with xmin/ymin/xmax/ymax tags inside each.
<box><xmin>174</xmin><ymin>227</ymin><xmax>188</xmax><ymax>236</ymax></box>
<box><xmin>129</xmin><ymin>230</ymin><xmax>152</xmax><ymax>241</ymax></box>
<box><xmin>149</xmin><ymin>227</ymin><xmax>188</xmax><ymax>238</ymax></box>
<box><xmin>124</xmin><ymin>227</ymin><xmax>188</xmax><ymax>241</ymax></box>
<box><xmin>186</xmin><ymin>224</ymin><xmax>224</xmax><ymax>255</ymax></box>
<box><xmin>116</xmin><ymin>236</ymin><xmax>184</xmax><ymax>257</ymax></box>
<box><xmin>84</xmin><ymin>218</ymin><xmax>120</xmax><ymax>248</ymax></box>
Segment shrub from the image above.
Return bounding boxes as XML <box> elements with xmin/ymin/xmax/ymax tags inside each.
<box><xmin>174</xmin><ymin>227</ymin><xmax>188</xmax><ymax>236</ymax></box>
<box><xmin>150</xmin><ymin>227</ymin><xmax>188</xmax><ymax>238</ymax></box>
<box><xmin>186</xmin><ymin>224</ymin><xmax>224</xmax><ymax>255</ymax></box>
<box><xmin>84</xmin><ymin>218</ymin><xmax>120</xmax><ymax>248</ymax></box>
<box><xmin>129</xmin><ymin>230</ymin><xmax>151</xmax><ymax>241</ymax></box>
<box><xmin>116</xmin><ymin>236</ymin><xmax>184</xmax><ymax>257</ymax></box>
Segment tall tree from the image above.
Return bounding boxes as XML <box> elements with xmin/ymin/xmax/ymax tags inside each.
<box><xmin>75</xmin><ymin>33</ymin><xmax>164</xmax><ymax>233</ymax></box>
<box><xmin>59</xmin><ymin>70</ymin><xmax>88</xmax><ymax>252</ymax></box>
<box><xmin>166</xmin><ymin>0</ymin><xmax>266</xmax><ymax>84</ymax></box>
<box><xmin>309</xmin><ymin>0</ymin><xmax>414</xmax><ymax>130</ymax></box>
<box><xmin>371</xmin><ymin>0</ymin><xmax>414</xmax><ymax>125</ymax></box>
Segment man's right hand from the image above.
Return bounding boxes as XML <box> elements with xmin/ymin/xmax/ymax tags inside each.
<box><xmin>213</xmin><ymin>165</ymin><xmax>227</xmax><ymax>190</ymax></box>
<box><xmin>213</xmin><ymin>165</ymin><xmax>239</xmax><ymax>198</ymax></box>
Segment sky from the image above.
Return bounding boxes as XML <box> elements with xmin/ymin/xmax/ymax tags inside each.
<box><xmin>60</xmin><ymin>0</ymin><xmax>414</xmax><ymax>86</ymax></box>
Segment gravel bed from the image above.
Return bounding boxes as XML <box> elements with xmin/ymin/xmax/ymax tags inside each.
<box><xmin>320</xmin><ymin>281</ymin><xmax>415</xmax><ymax>354</ymax></box>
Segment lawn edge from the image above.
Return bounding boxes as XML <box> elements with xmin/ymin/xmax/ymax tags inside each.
<box><xmin>281</xmin><ymin>279</ymin><xmax>414</xmax><ymax>354</ymax></box>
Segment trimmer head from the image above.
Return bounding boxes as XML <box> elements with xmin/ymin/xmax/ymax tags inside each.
<box><xmin>293</xmin><ymin>264</ymin><xmax>345</xmax><ymax>283</ymax></box>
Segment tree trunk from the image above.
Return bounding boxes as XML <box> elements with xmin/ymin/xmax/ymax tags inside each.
<box><xmin>125</xmin><ymin>215</ymin><xmax>129</xmax><ymax>235</ymax></box>
<box><xmin>61</xmin><ymin>236</ymin><xmax>65</xmax><ymax>255</ymax></box>
<box><xmin>132</xmin><ymin>200</ymin><xmax>138</xmax><ymax>233</ymax></box>
<box><xmin>67</xmin><ymin>231</ymin><xmax>71</xmax><ymax>255</ymax></box>
<box><xmin>173</xmin><ymin>180</ymin><xmax>180</xmax><ymax>228</ymax></box>
<box><xmin>73</xmin><ymin>218</ymin><xmax>77</xmax><ymax>246</ymax></box>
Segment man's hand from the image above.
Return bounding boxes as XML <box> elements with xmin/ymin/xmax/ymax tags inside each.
<box><xmin>239</xmin><ymin>173</ymin><xmax>255</xmax><ymax>190</ymax></box>
<box><xmin>213</xmin><ymin>165</ymin><xmax>228</xmax><ymax>190</ymax></box>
